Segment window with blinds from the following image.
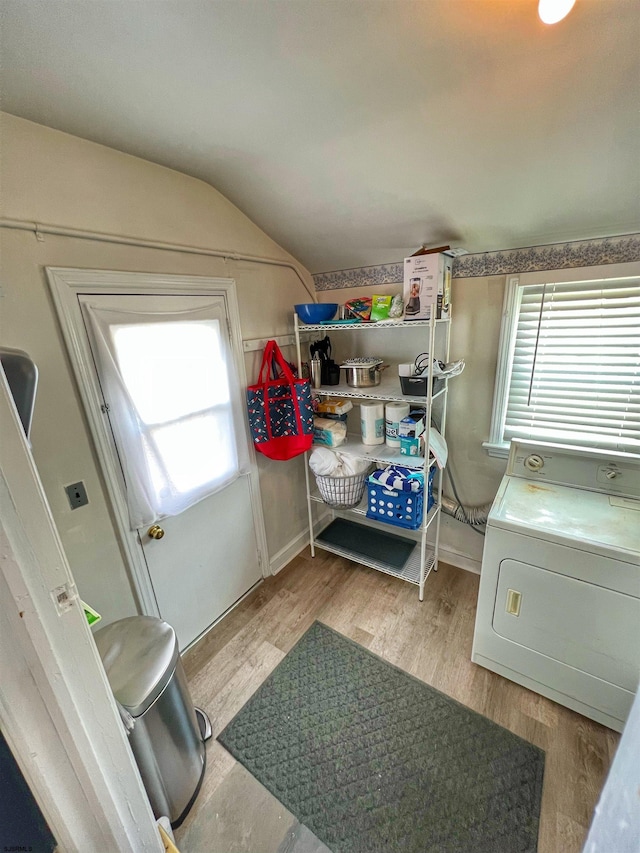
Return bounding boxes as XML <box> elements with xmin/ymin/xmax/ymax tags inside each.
<box><xmin>502</xmin><ymin>276</ymin><xmax>640</xmax><ymax>452</ymax></box>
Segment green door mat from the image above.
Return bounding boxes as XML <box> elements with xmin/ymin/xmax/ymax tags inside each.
<box><xmin>316</xmin><ymin>518</ymin><xmax>416</xmax><ymax>570</ymax></box>
<box><xmin>218</xmin><ymin>622</ymin><xmax>544</xmax><ymax>853</ymax></box>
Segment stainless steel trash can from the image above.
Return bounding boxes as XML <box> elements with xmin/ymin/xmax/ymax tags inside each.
<box><xmin>95</xmin><ymin>615</ymin><xmax>206</xmax><ymax>827</ymax></box>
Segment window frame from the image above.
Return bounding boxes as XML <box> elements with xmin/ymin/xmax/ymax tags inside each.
<box><xmin>484</xmin><ymin>260</ymin><xmax>640</xmax><ymax>458</ymax></box>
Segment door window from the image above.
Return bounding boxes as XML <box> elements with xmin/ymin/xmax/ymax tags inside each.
<box><xmin>83</xmin><ymin>301</ymin><xmax>244</xmax><ymax>527</ymax></box>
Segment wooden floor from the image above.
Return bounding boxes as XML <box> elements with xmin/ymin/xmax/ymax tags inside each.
<box><xmin>178</xmin><ymin>550</ymin><xmax>619</xmax><ymax>853</ymax></box>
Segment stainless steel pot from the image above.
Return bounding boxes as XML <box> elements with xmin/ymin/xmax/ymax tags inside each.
<box><xmin>341</xmin><ymin>360</ymin><xmax>387</xmax><ymax>387</ymax></box>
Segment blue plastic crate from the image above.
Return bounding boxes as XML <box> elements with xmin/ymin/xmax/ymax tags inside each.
<box><xmin>366</xmin><ymin>468</ymin><xmax>435</xmax><ymax>530</ymax></box>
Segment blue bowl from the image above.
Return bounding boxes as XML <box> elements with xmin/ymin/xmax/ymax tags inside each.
<box><xmin>294</xmin><ymin>303</ymin><xmax>338</xmax><ymax>324</ymax></box>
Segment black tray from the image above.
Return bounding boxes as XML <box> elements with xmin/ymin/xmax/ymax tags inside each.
<box><xmin>316</xmin><ymin>518</ymin><xmax>415</xmax><ymax>570</ymax></box>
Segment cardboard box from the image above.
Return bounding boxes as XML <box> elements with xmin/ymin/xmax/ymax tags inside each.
<box><xmin>400</xmin><ymin>435</ymin><xmax>425</xmax><ymax>457</ymax></box>
<box><xmin>403</xmin><ymin>252</ymin><xmax>452</xmax><ymax>321</ymax></box>
<box><xmin>398</xmin><ymin>411</ymin><xmax>425</xmax><ymax>439</ymax></box>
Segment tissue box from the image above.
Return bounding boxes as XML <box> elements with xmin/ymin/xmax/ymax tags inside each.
<box><xmin>403</xmin><ymin>252</ymin><xmax>452</xmax><ymax>321</ymax></box>
<box><xmin>400</xmin><ymin>435</ymin><xmax>425</xmax><ymax>457</ymax></box>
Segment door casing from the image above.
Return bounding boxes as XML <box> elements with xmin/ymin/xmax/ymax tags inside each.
<box><xmin>46</xmin><ymin>268</ymin><xmax>268</xmax><ymax>622</ymax></box>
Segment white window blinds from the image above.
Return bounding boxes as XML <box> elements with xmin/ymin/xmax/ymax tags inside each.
<box><xmin>504</xmin><ymin>276</ymin><xmax>640</xmax><ymax>452</ymax></box>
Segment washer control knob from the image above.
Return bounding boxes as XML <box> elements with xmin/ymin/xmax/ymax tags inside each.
<box><xmin>524</xmin><ymin>454</ymin><xmax>544</xmax><ymax>472</ymax></box>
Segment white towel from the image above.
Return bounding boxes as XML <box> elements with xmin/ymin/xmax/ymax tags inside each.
<box><xmin>370</xmin><ymin>466</ymin><xmax>424</xmax><ymax>492</ymax></box>
<box><xmin>309</xmin><ymin>448</ymin><xmax>370</xmax><ymax>477</ymax></box>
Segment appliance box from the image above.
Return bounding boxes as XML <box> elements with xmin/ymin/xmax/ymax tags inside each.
<box><xmin>403</xmin><ymin>253</ymin><xmax>452</xmax><ymax>321</ymax></box>
<box><xmin>398</xmin><ymin>412</ymin><xmax>425</xmax><ymax>439</ymax></box>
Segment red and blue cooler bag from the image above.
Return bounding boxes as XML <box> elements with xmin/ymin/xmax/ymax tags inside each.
<box><xmin>247</xmin><ymin>340</ymin><xmax>314</xmax><ymax>461</ymax></box>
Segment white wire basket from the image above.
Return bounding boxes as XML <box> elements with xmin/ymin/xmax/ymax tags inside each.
<box><xmin>315</xmin><ymin>471</ymin><xmax>369</xmax><ymax>509</ymax></box>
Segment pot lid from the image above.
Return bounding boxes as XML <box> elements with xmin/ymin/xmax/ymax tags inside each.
<box><xmin>340</xmin><ymin>357</ymin><xmax>384</xmax><ymax>368</ymax></box>
<box><xmin>94</xmin><ymin>615</ymin><xmax>179</xmax><ymax>717</ymax></box>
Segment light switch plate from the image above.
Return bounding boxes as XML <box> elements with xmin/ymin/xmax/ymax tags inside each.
<box><xmin>65</xmin><ymin>481</ymin><xmax>88</xmax><ymax>509</ymax></box>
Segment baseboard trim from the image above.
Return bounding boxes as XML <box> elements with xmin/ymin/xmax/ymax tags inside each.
<box><xmin>438</xmin><ymin>547</ymin><xmax>481</xmax><ymax>575</ymax></box>
<box><xmin>269</xmin><ymin>530</ymin><xmax>309</xmax><ymax>576</ymax></box>
<box><xmin>269</xmin><ymin>512</ymin><xmax>332</xmax><ymax>575</ymax></box>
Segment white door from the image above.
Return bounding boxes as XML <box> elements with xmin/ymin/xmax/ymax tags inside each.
<box><xmin>140</xmin><ymin>476</ymin><xmax>261</xmax><ymax>649</ymax></box>
<box><xmin>79</xmin><ymin>293</ymin><xmax>263</xmax><ymax>651</ymax></box>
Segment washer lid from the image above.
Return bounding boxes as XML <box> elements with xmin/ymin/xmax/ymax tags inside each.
<box><xmin>94</xmin><ymin>615</ymin><xmax>179</xmax><ymax>717</ymax></box>
<box><xmin>489</xmin><ymin>477</ymin><xmax>640</xmax><ymax>561</ymax></box>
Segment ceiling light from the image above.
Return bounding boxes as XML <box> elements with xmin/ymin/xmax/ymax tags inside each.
<box><xmin>538</xmin><ymin>0</ymin><xmax>576</xmax><ymax>24</ymax></box>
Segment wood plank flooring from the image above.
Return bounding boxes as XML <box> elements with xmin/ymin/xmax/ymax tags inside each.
<box><xmin>177</xmin><ymin>550</ymin><xmax>620</xmax><ymax>853</ymax></box>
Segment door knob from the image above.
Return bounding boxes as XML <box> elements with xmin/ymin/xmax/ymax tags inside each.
<box><xmin>147</xmin><ymin>524</ymin><xmax>165</xmax><ymax>540</ymax></box>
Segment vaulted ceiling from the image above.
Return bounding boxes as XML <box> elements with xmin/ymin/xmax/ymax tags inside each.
<box><xmin>1</xmin><ymin>0</ymin><xmax>638</xmax><ymax>272</ymax></box>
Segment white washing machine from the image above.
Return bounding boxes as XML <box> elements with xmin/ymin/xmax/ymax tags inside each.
<box><xmin>472</xmin><ymin>440</ymin><xmax>640</xmax><ymax>732</ymax></box>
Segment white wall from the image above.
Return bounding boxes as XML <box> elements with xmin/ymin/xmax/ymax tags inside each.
<box><xmin>442</xmin><ymin>273</ymin><xmax>509</xmax><ymax>566</ymax></box>
<box><xmin>0</xmin><ymin>112</ymin><xmax>314</xmax><ymax>625</ymax></box>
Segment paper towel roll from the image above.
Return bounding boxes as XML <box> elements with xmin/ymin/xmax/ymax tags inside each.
<box><xmin>385</xmin><ymin>401</ymin><xmax>410</xmax><ymax>447</ymax></box>
<box><xmin>360</xmin><ymin>401</ymin><xmax>385</xmax><ymax>445</ymax></box>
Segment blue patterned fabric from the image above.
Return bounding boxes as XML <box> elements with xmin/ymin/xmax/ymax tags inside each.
<box><xmin>246</xmin><ymin>340</ymin><xmax>314</xmax><ymax>460</ymax></box>
<box><xmin>369</xmin><ymin>465</ymin><xmax>424</xmax><ymax>492</ymax></box>
<box><xmin>247</xmin><ymin>381</ymin><xmax>313</xmax><ymax>442</ymax></box>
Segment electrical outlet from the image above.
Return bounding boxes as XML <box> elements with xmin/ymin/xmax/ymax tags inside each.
<box><xmin>65</xmin><ymin>481</ymin><xmax>88</xmax><ymax>510</ymax></box>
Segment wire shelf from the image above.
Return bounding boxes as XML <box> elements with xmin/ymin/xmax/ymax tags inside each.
<box><xmin>311</xmin><ymin>375</ymin><xmax>445</xmax><ymax>404</ymax></box>
<box><xmin>297</xmin><ymin>318</ymin><xmax>449</xmax><ymax>332</ymax></box>
<box><xmin>313</xmin><ymin>529</ymin><xmax>436</xmax><ymax>586</ymax></box>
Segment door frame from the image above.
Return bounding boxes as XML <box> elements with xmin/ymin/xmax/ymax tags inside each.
<box><xmin>46</xmin><ymin>268</ymin><xmax>268</xmax><ymax>621</ymax></box>
<box><xmin>0</xmin><ymin>372</ymin><xmax>162</xmax><ymax>851</ymax></box>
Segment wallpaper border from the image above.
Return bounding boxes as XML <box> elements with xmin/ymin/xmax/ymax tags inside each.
<box><xmin>312</xmin><ymin>233</ymin><xmax>640</xmax><ymax>291</ymax></box>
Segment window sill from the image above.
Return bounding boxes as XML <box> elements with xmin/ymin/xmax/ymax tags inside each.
<box><xmin>482</xmin><ymin>441</ymin><xmax>509</xmax><ymax>459</ymax></box>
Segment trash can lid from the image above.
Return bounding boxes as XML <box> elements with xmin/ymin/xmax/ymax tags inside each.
<box><xmin>94</xmin><ymin>615</ymin><xmax>180</xmax><ymax>717</ymax></box>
